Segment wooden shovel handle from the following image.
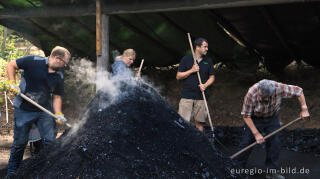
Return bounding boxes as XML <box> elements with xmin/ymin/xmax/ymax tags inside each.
<box><xmin>20</xmin><ymin>93</ymin><xmax>72</xmax><ymax>127</ymax></box>
<box><xmin>230</xmin><ymin>116</ymin><xmax>302</xmax><ymax>159</ymax></box>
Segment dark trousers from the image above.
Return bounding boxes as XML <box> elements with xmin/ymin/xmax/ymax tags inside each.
<box><xmin>236</xmin><ymin>115</ymin><xmax>280</xmax><ymax>169</ymax></box>
<box><xmin>8</xmin><ymin>108</ymin><xmax>56</xmax><ymax>175</ymax></box>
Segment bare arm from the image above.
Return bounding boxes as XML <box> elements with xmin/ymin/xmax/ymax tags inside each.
<box><xmin>7</xmin><ymin>60</ymin><xmax>19</xmax><ymax>81</ymax></box>
<box><xmin>53</xmin><ymin>95</ymin><xmax>62</xmax><ymax>114</ymax></box>
<box><xmin>199</xmin><ymin>75</ymin><xmax>215</xmax><ymax>91</ymax></box>
<box><xmin>298</xmin><ymin>92</ymin><xmax>310</xmax><ymax>118</ymax></box>
<box><xmin>243</xmin><ymin>117</ymin><xmax>264</xmax><ymax>144</ymax></box>
<box><xmin>176</xmin><ymin>64</ymin><xmax>199</xmax><ymax>80</ymax></box>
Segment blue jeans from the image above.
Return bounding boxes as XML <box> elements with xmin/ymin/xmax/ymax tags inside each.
<box><xmin>7</xmin><ymin>108</ymin><xmax>56</xmax><ymax>175</ymax></box>
<box><xmin>236</xmin><ymin>115</ymin><xmax>280</xmax><ymax>169</ymax></box>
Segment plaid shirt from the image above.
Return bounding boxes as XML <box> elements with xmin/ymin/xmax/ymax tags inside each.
<box><xmin>241</xmin><ymin>80</ymin><xmax>303</xmax><ymax>118</ymax></box>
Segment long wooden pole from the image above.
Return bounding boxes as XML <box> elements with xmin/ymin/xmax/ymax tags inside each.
<box><xmin>19</xmin><ymin>93</ymin><xmax>72</xmax><ymax>128</ymax></box>
<box><xmin>4</xmin><ymin>92</ymin><xmax>8</xmax><ymax>123</ymax></box>
<box><xmin>138</xmin><ymin>59</ymin><xmax>144</xmax><ymax>75</ymax></box>
<box><xmin>187</xmin><ymin>33</ymin><xmax>214</xmax><ymax>134</ymax></box>
<box><xmin>230</xmin><ymin>116</ymin><xmax>302</xmax><ymax>159</ymax></box>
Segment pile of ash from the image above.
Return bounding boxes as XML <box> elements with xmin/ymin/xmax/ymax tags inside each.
<box><xmin>16</xmin><ymin>80</ymin><xmax>241</xmax><ymax>178</ymax></box>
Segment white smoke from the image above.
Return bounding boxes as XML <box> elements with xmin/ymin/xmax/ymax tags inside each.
<box><xmin>61</xmin><ymin>56</ymin><xmax>153</xmax><ymax>143</ymax></box>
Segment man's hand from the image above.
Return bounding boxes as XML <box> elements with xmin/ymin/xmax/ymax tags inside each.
<box><xmin>254</xmin><ymin>132</ymin><xmax>265</xmax><ymax>144</ymax></box>
<box><xmin>8</xmin><ymin>81</ymin><xmax>20</xmax><ymax>95</ymax></box>
<box><xmin>300</xmin><ymin>105</ymin><xmax>310</xmax><ymax>119</ymax></box>
<box><xmin>198</xmin><ymin>84</ymin><xmax>207</xmax><ymax>92</ymax></box>
<box><xmin>55</xmin><ymin>112</ymin><xmax>67</xmax><ymax>125</ymax></box>
<box><xmin>135</xmin><ymin>71</ymin><xmax>141</xmax><ymax>78</ymax></box>
<box><xmin>190</xmin><ymin>64</ymin><xmax>199</xmax><ymax>73</ymax></box>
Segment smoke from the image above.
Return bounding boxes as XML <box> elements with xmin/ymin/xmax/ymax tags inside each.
<box><xmin>63</xmin><ymin>57</ymin><xmax>157</xmax><ymax>140</ymax></box>
<box><xmin>68</xmin><ymin>58</ymin><xmax>97</xmax><ymax>84</ymax></box>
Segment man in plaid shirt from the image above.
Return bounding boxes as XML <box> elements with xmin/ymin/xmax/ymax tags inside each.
<box><xmin>236</xmin><ymin>79</ymin><xmax>310</xmax><ymax>179</ymax></box>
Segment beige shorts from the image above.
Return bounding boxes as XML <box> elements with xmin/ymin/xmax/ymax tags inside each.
<box><xmin>178</xmin><ymin>98</ymin><xmax>207</xmax><ymax>123</ymax></box>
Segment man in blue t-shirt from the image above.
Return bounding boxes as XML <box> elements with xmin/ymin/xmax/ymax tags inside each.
<box><xmin>6</xmin><ymin>46</ymin><xmax>71</xmax><ymax>177</ymax></box>
<box><xmin>176</xmin><ymin>38</ymin><xmax>215</xmax><ymax>132</ymax></box>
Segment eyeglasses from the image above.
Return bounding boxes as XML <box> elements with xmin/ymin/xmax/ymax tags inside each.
<box><xmin>56</xmin><ymin>56</ymin><xmax>69</xmax><ymax>67</ymax></box>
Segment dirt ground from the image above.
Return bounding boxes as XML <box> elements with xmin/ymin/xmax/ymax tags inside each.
<box><xmin>0</xmin><ymin>66</ymin><xmax>319</xmax><ymax>176</ymax></box>
<box><xmin>145</xmin><ymin>66</ymin><xmax>320</xmax><ymax>129</ymax></box>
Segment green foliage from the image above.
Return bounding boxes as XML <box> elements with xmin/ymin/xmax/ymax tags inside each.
<box><xmin>0</xmin><ymin>29</ymin><xmax>25</xmax><ymax>60</ymax></box>
<box><xmin>0</xmin><ymin>25</ymin><xmax>27</xmax><ymax>94</ymax></box>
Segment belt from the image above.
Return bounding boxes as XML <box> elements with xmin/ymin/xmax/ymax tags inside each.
<box><xmin>252</xmin><ymin>113</ymin><xmax>278</xmax><ymax>120</ymax></box>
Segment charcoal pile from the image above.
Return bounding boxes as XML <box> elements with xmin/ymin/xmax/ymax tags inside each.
<box><xmin>280</xmin><ymin>128</ymin><xmax>320</xmax><ymax>155</ymax></box>
<box><xmin>16</xmin><ymin>80</ymin><xmax>241</xmax><ymax>179</ymax></box>
<box><xmin>214</xmin><ymin>126</ymin><xmax>320</xmax><ymax>156</ymax></box>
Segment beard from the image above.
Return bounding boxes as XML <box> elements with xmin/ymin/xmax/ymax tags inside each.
<box><xmin>51</xmin><ymin>66</ymin><xmax>63</xmax><ymax>71</ymax></box>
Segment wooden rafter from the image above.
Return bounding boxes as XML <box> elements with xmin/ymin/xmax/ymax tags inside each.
<box><xmin>1</xmin><ymin>0</ymin><xmax>317</xmax><ymax>19</ymax></box>
<box><xmin>113</xmin><ymin>15</ymin><xmax>182</xmax><ymax>58</ymax></box>
<box><xmin>158</xmin><ymin>13</ymin><xmax>187</xmax><ymax>34</ymax></box>
<box><xmin>69</xmin><ymin>17</ymin><xmax>120</xmax><ymax>50</ymax></box>
<box><xmin>208</xmin><ymin>10</ymin><xmax>262</xmax><ymax>60</ymax></box>
<box><xmin>158</xmin><ymin>12</ymin><xmax>220</xmax><ymax>61</ymax></box>
<box><xmin>259</xmin><ymin>6</ymin><xmax>296</xmax><ymax>59</ymax></box>
<box><xmin>25</xmin><ymin>0</ymin><xmax>37</xmax><ymax>7</ymax></box>
<box><xmin>134</xmin><ymin>14</ymin><xmax>165</xmax><ymax>43</ymax></box>
<box><xmin>28</xmin><ymin>19</ymin><xmax>90</xmax><ymax>57</ymax></box>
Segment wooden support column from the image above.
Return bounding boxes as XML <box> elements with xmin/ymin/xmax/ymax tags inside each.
<box><xmin>96</xmin><ymin>0</ymin><xmax>109</xmax><ymax>92</ymax></box>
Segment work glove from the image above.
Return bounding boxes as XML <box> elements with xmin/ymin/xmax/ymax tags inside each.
<box><xmin>7</xmin><ymin>80</ymin><xmax>20</xmax><ymax>95</ymax></box>
<box><xmin>1</xmin><ymin>80</ymin><xmax>19</xmax><ymax>95</ymax></box>
<box><xmin>10</xmin><ymin>85</ymin><xmax>20</xmax><ymax>95</ymax></box>
<box><xmin>55</xmin><ymin>112</ymin><xmax>67</xmax><ymax>125</ymax></box>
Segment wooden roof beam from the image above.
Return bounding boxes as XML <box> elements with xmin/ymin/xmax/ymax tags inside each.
<box><xmin>113</xmin><ymin>15</ymin><xmax>182</xmax><ymax>58</ymax></box>
<box><xmin>259</xmin><ymin>6</ymin><xmax>296</xmax><ymax>59</ymax></box>
<box><xmin>28</xmin><ymin>19</ymin><xmax>91</xmax><ymax>57</ymax></box>
<box><xmin>158</xmin><ymin>13</ymin><xmax>218</xmax><ymax>60</ymax></box>
<box><xmin>69</xmin><ymin>17</ymin><xmax>120</xmax><ymax>50</ymax></box>
<box><xmin>208</xmin><ymin>10</ymin><xmax>263</xmax><ymax>60</ymax></box>
<box><xmin>1</xmin><ymin>0</ymin><xmax>318</xmax><ymax>19</ymax></box>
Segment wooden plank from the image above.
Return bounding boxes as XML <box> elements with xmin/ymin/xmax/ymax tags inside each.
<box><xmin>0</xmin><ymin>0</ymin><xmax>315</xmax><ymax>19</ymax></box>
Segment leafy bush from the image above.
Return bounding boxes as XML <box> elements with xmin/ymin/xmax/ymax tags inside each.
<box><xmin>0</xmin><ymin>26</ymin><xmax>27</xmax><ymax>95</ymax></box>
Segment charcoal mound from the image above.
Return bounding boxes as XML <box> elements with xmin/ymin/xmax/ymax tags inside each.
<box><xmin>214</xmin><ymin>126</ymin><xmax>320</xmax><ymax>156</ymax></box>
<box><xmin>17</xmin><ymin>80</ymin><xmax>240</xmax><ymax>178</ymax></box>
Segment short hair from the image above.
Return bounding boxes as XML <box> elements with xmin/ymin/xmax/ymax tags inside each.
<box><xmin>258</xmin><ymin>79</ymin><xmax>275</xmax><ymax>97</ymax></box>
<box><xmin>122</xmin><ymin>49</ymin><xmax>136</xmax><ymax>57</ymax></box>
<box><xmin>50</xmin><ymin>46</ymin><xmax>71</xmax><ymax>60</ymax></box>
<box><xmin>194</xmin><ymin>38</ymin><xmax>208</xmax><ymax>48</ymax></box>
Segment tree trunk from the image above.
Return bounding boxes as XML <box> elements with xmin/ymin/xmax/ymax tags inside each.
<box><xmin>1</xmin><ymin>26</ymin><xmax>7</xmax><ymax>54</ymax></box>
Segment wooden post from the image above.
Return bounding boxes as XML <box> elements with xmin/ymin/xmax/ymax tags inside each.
<box><xmin>96</xmin><ymin>0</ymin><xmax>109</xmax><ymax>92</ymax></box>
<box><xmin>96</xmin><ymin>0</ymin><xmax>101</xmax><ymax>56</ymax></box>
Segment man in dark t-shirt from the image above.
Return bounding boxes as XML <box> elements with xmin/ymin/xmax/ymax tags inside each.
<box><xmin>176</xmin><ymin>38</ymin><xmax>215</xmax><ymax>131</ymax></box>
<box><xmin>6</xmin><ymin>46</ymin><xmax>71</xmax><ymax>177</ymax></box>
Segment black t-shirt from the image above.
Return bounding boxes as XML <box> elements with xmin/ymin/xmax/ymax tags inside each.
<box><xmin>178</xmin><ymin>54</ymin><xmax>215</xmax><ymax>100</ymax></box>
<box><xmin>15</xmin><ymin>55</ymin><xmax>64</xmax><ymax>111</ymax></box>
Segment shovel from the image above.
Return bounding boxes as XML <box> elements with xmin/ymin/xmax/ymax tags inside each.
<box><xmin>19</xmin><ymin>93</ymin><xmax>72</xmax><ymax>127</ymax></box>
<box><xmin>230</xmin><ymin>116</ymin><xmax>303</xmax><ymax>159</ymax></box>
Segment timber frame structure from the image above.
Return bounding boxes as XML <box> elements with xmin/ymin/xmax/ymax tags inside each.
<box><xmin>0</xmin><ymin>0</ymin><xmax>319</xmax><ymax>73</ymax></box>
